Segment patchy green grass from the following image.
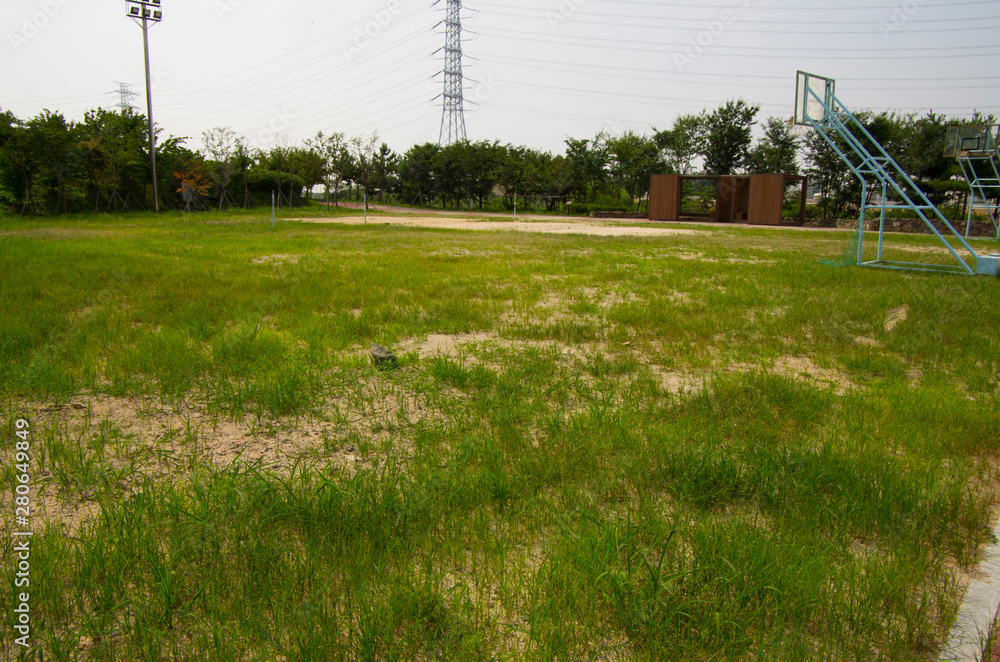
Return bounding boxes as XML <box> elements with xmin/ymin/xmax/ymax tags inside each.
<box><xmin>1</xmin><ymin>210</ymin><xmax>999</xmax><ymax>661</ymax></box>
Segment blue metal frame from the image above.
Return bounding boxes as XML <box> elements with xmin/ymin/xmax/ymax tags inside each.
<box><xmin>955</xmin><ymin>153</ymin><xmax>1000</xmax><ymax>240</ymax></box>
<box><xmin>797</xmin><ymin>71</ymin><xmax>982</xmax><ymax>275</ymax></box>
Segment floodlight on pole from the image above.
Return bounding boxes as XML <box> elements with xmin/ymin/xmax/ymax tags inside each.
<box><xmin>126</xmin><ymin>0</ymin><xmax>162</xmax><ymax>211</ymax></box>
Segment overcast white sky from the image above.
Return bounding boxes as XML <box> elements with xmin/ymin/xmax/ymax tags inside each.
<box><xmin>2</xmin><ymin>0</ymin><xmax>999</xmax><ymax>157</ymax></box>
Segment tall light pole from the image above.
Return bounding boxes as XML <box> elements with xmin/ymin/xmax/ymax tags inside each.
<box><xmin>126</xmin><ymin>0</ymin><xmax>162</xmax><ymax>211</ymax></box>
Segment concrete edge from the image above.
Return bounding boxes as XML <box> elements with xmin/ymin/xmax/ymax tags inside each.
<box><xmin>940</xmin><ymin>516</ymin><xmax>1000</xmax><ymax>662</ymax></box>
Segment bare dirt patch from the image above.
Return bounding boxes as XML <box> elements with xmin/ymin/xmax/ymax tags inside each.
<box><xmin>647</xmin><ymin>354</ymin><xmax>854</xmax><ymax>397</ymax></box>
<box><xmin>891</xmin><ymin>244</ymin><xmax>969</xmax><ymax>257</ymax></box>
<box><xmin>298</xmin><ymin>215</ymin><xmax>701</xmax><ymax>238</ymax></box>
<box><xmin>6</xmin><ymin>382</ymin><xmax>444</xmax><ymax>534</ymax></box>
<box><xmin>648</xmin><ymin>366</ymin><xmax>710</xmax><ymax>395</ymax></box>
<box><xmin>884</xmin><ymin>304</ymin><xmax>909</xmax><ymax>332</ymax></box>
<box><xmin>251</xmin><ymin>253</ymin><xmax>301</xmax><ymax>266</ymax></box>
<box><xmin>397</xmin><ymin>332</ymin><xmax>498</xmax><ymax>360</ymax></box>
<box><xmin>770</xmin><ymin>356</ymin><xmax>855</xmax><ymax>394</ymax></box>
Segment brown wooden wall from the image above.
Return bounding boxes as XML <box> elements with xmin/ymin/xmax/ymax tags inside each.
<box><xmin>747</xmin><ymin>174</ymin><xmax>786</xmax><ymax>225</ymax></box>
<box><xmin>649</xmin><ymin>174</ymin><xmax>681</xmax><ymax>221</ymax></box>
<box><xmin>648</xmin><ymin>173</ymin><xmax>806</xmax><ymax>226</ymax></box>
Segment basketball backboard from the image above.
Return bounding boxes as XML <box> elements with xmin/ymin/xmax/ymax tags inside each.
<box><xmin>944</xmin><ymin>125</ymin><xmax>999</xmax><ymax>158</ymax></box>
<box><xmin>794</xmin><ymin>71</ymin><xmax>836</xmax><ymax>126</ymax></box>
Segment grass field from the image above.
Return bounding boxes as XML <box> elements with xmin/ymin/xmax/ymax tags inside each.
<box><xmin>2</xmin><ymin>209</ymin><xmax>999</xmax><ymax>661</ymax></box>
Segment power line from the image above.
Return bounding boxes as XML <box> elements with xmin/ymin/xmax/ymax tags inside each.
<box><xmin>482</xmin><ymin>54</ymin><xmax>1000</xmax><ymax>93</ymax></box>
<box><xmin>476</xmin><ymin>0</ymin><xmax>1000</xmax><ymax>27</ymax></box>
<box><xmin>160</xmin><ymin>5</ymin><xmax>432</xmax><ymax>96</ymax></box>
<box><xmin>478</xmin><ymin>53</ymin><xmax>999</xmax><ymax>84</ymax></box>
<box><xmin>478</xmin><ymin>26</ymin><xmax>996</xmax><ymax>57</ymax></box>
<box><xmin>594</xmin><ymin>0</ymin><xmax>998</xmax><ymax>10</ymax></box>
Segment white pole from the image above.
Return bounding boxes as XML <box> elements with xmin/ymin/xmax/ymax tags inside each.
<box><xmin>141</xmin><ymin>17</ymin><xmax>158</xmax><ymax>212</ymax></box>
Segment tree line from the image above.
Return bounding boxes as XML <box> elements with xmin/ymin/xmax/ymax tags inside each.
<box><xmin>1</xmin><ymin>100</ymin><xmax>995</xmax><ymax>218</ymax></box>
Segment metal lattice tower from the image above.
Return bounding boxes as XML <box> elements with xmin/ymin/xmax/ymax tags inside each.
<box><xmin>114</xmin><ymin>82</ymin><xmax>138</xmax><ymax>112</ymax></box>
<box><xmin>437</xmin><ymin>0</ymin><xmax>467</xmax><ymax>146</ymax></box>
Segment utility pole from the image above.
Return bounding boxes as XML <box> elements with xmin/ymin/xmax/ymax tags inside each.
<box><xmin>125</xmin><ymin>0</ymin><xmax>162</xmax><ymax>211</ymax></box>
<box><xmin>435</xmin><ymin>0</ymin><xmax>467</xmax><ymax>146</ymax></box>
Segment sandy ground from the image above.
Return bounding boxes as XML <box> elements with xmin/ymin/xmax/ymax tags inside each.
<box><xmin>294</xmin><ymin>202</ymin><xmax>851</xmax><ymax>236</ymax></box>
<box><xmin>295</xmin><ymin>213</ymin><xmax>703</xmax><ymax>237</ymax></box>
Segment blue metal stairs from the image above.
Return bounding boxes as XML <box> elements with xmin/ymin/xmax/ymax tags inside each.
<box><xmin>798</xmin><ymin>72</ymin><xmax>987</xmax><ymax>275</ymax></box>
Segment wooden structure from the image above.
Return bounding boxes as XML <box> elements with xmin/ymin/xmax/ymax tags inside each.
<box><xmin>649</xmin><ymin>174</ymin><xmax>808</xmax><ymax>226</ymax></box>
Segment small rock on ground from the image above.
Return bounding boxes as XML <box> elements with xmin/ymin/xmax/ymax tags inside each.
<box><xmin>370</xmin><ymin>344</ymin><xmax>397</xmax><ymax>368</ymax></box>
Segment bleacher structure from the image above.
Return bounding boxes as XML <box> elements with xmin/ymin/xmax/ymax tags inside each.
<box><xmin>945</xmin><ymin>124</ymin><xmax>1000</xmax><ymax>241</ymax></box>
<box><xmin>794</xmin><ymin>71</ymin><xmax>999</xmax><ymax>276</ymax></box>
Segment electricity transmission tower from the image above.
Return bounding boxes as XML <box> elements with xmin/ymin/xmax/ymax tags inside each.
<box><xmin>435</xmin><ymin>0</ymin><xmax>467</xmax><ymax>146</ymax></box>
<box><xmin>113</xmin><ymin>82</ymin><xmax>138</xmax><ymax>112</ymax></box>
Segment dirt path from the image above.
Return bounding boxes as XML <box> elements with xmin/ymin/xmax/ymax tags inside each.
<box><xmin>295</xmin><ymin>204</ymin><xmax>702</xmax><ymax>237</ymax></box>
<box><xmin>323</xmin><ymin>201</ymin><xmax>568</xmax><ymax>218</ymax></box>
<box><xmin>296</xmin><ymin>202</ymin><xmax>847</xmax><ymax>236</ymax></box>
<box><xmin>296</xmin><ymin>214</ymin><xmax>703</xmax><ymax>237</ymax></box>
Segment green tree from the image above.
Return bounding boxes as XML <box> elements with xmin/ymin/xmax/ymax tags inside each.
<box><xmin>654</xmin><ymin>113</ymin><xmax>703</xmax><ymax>175</ymax></box>
<box><xmin>746</xmin><ymin>117</ymin><xmax>800</xmax><ymax>175</ymax></box>
<box><xmin>565</xmin><ymin>135</ymin><xmax>609</xmax><ymax>202</ymax></box>
<box><xmin>606</xmin><ymin>131</ymin><xmax>664</xmax><ymax>210</ymax></box>
<box><xmin>495</xmin><ymin>145</ymin><xmax>532</xmax><ymax>210</ymax></box>
<box><xmin>431</xmin><ymin>142</ymin><xmax>463</xmax><ymax>209</ymax></box>
<box><xmin>804</xmin><ymin>129</ymin><xmax>855</xmax><ymax>220</ymax></box>
<box><xmin>702</xmin><ymin>99</ymin><xmax>759</xmax><ymax>175</ymax></box>
<box><xmin>372</xmin><ymin>143</ymin><xmax>399</xmax><ymax>203</ymax></box>
<box><xmin>80</xmin><ymin>108</ymin><xmax>152</xmax><ymax>211</ymax></box>
<box><xmin>251</xmin><ymin>143</ymin><xmax>314</xmax><ymax>207</ymax></box>
<box><xmin>0</xmin><ymin>109</ymin><xmax>45</xmax><ymax>215</ymax></box>
<box><xmin>350</xmin><ymin>132</ymin><xmax>379</xmax><ymax>213</ymax></box>
<box><xmin>256</xmin><ymin>144</ymin><xmax>288</xmax><ymax>206</ymax></box>
<box><xmin>287</xmin><ymin>146</ymin><xmax>326</xmax><ymax>194</ymax></box>
<box><xmin>202</xmin><ymin>126</ymin><xmax>239</xmax><ymax>211</ymax></box>
<box><xmin>901</xmin><ymin>112</ymin><xmax>952</xmax><ymax>206</ymax></box>
<box><xmin>522</xmin><ymin>148</ymin><xmax>554</xmax><ymax>211</ymax></box>
<box><xmin>541</xmin><ymin>154</ymin><xmax>573</xmax><ymax>211</ymax></box>
<box><xmin>430</xmin><ymin>140</ymin><xmax>504</xmax><ymax>210</ymax></box>
<box><xmin>227</xmin><ymin>138</ymin><xmax>255</xmax><ymax>207</ymax></box>
<box><xmin>461</xmin><ymin>140</ymin><xmax>503</xmax><ymax>210</ymax></box>
<box><xmin>332</xmin><ymin>142</ymin><xmax>356</xmax><ymax>203</ymax></box>
<box><xmin>398</xmin><ymin>142</ymin><xmax>440</xmax><ymax>207</ymax></box>
<box><xmin>894</xmin><ymin>112</ymin><xmax>997</xmax><ymax>210</ymax></box>
<box><xmin>306</xmin><ymin>131</ymin><xmax>349</xmax><ymax>208</ymax></box>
